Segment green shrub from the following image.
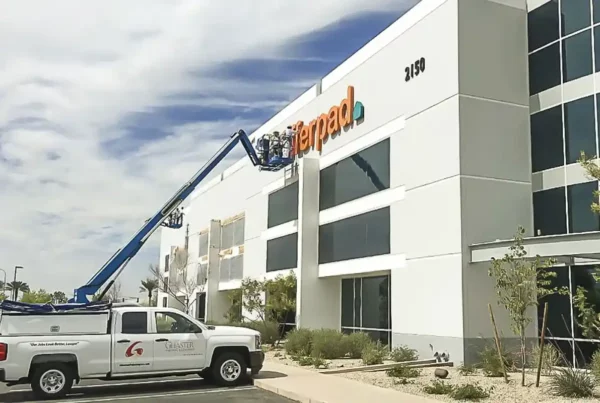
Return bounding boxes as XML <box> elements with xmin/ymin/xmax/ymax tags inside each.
<box><xmin>311</xmin><ymin>355</ymin><xmax>328</xmax><ymax>369</ymax></box>
<box><xmin>458</xmin><ymin>363</ymin><xmax>477</xmax><ymax>376</ymax></box>
<box><xmin>244</xmin><ymin>320</ymin><xmax>280</xmax><ymax>344</ymax></box>
<box><xmin>390</xmin><ymin>345</ymin><xmax>418</xmax><ymax>362</ymax></box>
<box><xmin>297</xmin><ymin>356</ymin><xmax>313</xmax><ymax>366</ymax></box>
<box><xmin>311</xmin><ymin>329</ymin><xmax>346</xmax><ymax>359</ymax></box>
<box><xmin>478</xmin><ymin>344</ymin><xmax>511</xmax><ymax>378</ymax></box>
<box><xmin>590</xmin><ymin>350</ymin><xmax>600</xmax><ymax>382</ymax></box>
<box><xmin>386</xmin><ymin>364</ymin><xmax>421</xmax><ymax>378</ymax></box>
<box><xmin>422</xmin><ymin>380</ymin><xmax>453</xmax><ymax>395</ymax></box>
<box><xmin>530</xmin><ymin>342</ymin><xmax>560</xmax><ymax>375</ymax></box>
<box><xmin>361</xmin><ymin>341</ymin><xmax>387</xmax><ymax>365</ymax></box>
<box><xmin>448</xmin><ymin>383</ymin><xmax>492</xmax><ymax>401</ymax></box>
<box><xmin>342</xmin><ymin>332</ymin><xmax>372</xmax><ymax>359</ymax></box>
<box><xmin>548</xmin><ymin>367</ymin><xmax>595</xmax><ymax>398</ymax></box>
<box><xmin>285</xmin><ymin>328</ymin><xmax>314</xmax><ymax>356</ymax></box>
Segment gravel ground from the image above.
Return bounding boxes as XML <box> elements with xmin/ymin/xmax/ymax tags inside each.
<box><xmin>265</xmin><ymin>349</ymin><xmax>600</xmax><ymax>402</ymax></box>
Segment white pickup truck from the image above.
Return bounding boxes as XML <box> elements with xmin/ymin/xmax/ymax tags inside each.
<box><xmin>0</xmin><ymin>304</ymin><xmax>264</xmax><ymax>399</ymax></box>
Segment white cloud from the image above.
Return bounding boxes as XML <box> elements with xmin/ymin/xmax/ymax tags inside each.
<box><xmin>0</xmin><ymin>0</ymin><xmax>415</xmax><ymax>299</ymax></box>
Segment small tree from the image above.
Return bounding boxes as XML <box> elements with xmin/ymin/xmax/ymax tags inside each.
<box><xmin>151</xmin><ymin>248</ymin><xmax>205</xmax><ymax>314</ymax></box>
<box><xmin>51</xmin><ymin>291</ymin><xmax>68</xmax><ymax>304</ymax></box>
<box><xmin>140</xmin><ymin>278</ymin><xmax>159</xmax><ymax>307</ymax></box>
<box><xmin>488</xmin><ymin>226</ymin><xmax>565</xmax><ymax>386</ymax></box>
<box><xmin>20</xmin><ymin>289</ymin><xmax>53</xmax><ymax>304</ymax></box>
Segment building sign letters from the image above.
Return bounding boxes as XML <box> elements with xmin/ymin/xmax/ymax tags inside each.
<box><xmin>405</xmin><ymin>57</ymin><xmax>426</xmax><ymax>82</ymax></box>
<box><xmin>291</xmin><ymin>85</ymin><xmax>364</xmax><ymax>156</ymax></box>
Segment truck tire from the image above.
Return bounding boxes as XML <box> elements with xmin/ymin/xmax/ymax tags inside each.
<box><xmin>30</xmin><ymin>363</ymin><xmax>74</xmax><ymax>400</ymax></box>
<box><xmin>211</xmin><ymin>351</ymin><xmax>248</xmax><ymax>386</ymax></box>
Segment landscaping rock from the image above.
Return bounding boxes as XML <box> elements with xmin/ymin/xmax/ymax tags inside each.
<box><xmin>434</xmin><ymin>368</ymin><xmax>449</xmax><ymax>379</ymax></box>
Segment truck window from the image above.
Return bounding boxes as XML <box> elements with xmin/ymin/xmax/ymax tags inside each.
<box><xmin>155</xmin><ymin>312</ymin><xmax>200</xmax><ymax>334</ymax></box>
<box><xmin>121</xmin><ymin>312</ymin><xmax>148</xmax><ymax>334</ymax></box>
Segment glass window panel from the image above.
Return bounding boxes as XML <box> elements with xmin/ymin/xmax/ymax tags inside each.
<box><xmin>318</xmin><ymin>208</ymin><xmax>390</xmax><ymax>264</ymax></box>
<box><xmin>267</xmin><ymin>182</ymin><xmax>299</xmax><ymax>228</ymax></box>
<box><xmin>533</xmin><ymin>187</ymin><xmax>567</xmax><ymax>236</ymax></box>
<box><xmin>341</xmin><ymin>279</ymin><xmax>354</xmax><ymax>328</ymax></box>
<box><xmin>360</xmin><ymin>275</ymin><xmax>390</xmax><ymax>330</ymax></box>
<box><xmin>594</xmin><ymin>26</ymin><xmax>600</xmax><ymax>72</ymax></box>
<box><xmin>529</xmin><ymin>42</ymin><xmax>561</xmax><ymax>94</ymax></box>
<box><xmin>229</xmin><ymin>254</ymin><xmax>243</xmax><ymax>280</ymax></box>
<box><xmin>197</xmin><ymin>293</ymin><xmax>206</xmax><ymax>321</ymax></box>
<box><xmin>561</xmin><ymin>0</ymin><xmax>591</xmax><ymax>36</ymax></box>
<box><xmin>266</xmin><ymin>233</ymin><xmax>298</xmax><ymax>272</ymax></box>
<box><xmin>595</xmin><ymin>0</ymin><xmax>600</xmax><ymax>24</ymax></box>
<box><xmin>319</xmin><ymin>139</ymin><xmax>390</xmax><ymax>211</ymax></box>
<box><xmin>562</xmin><ymin>29</ymin><xmax>593</xmax><ymax>83</ymax></box>
<box><xmin>233</xmin><ymin>218</ymin><xmax>245</xmax><ymax>246</ymax></box>
<box><xmin>564</xmin><ymin>95</ymin><xmax>596</xmax><ymax>164</ymax></box>
<box><xmin>198</xmin><ymin>232</ymin><xmax>209</xmax><ymax>257</ymax></box>
<box><xmin>221</xmin><ymin>223</ymin><xmax>234</xmax><ymax>250</ymax></box>
<box><xmin>573</xmin><ymin>341</ymin><xmax>600</xmax><ymax>368</ymax></box>
<box><xmin>219</xmin><ymin>258</ymin><xmax>230</xmax><ymax>282</ymax></box>
<box><xmin>568</xmin><ymin>181</ymin><xmax>600</xmax><ymax>233</ymax></box>
<box><xmin>571</xmin><ymin>265</ymin><xmax>600</xmax><ymax>339</ymax></box>
<box><xmin>531</xmin><ymin>105</ymin><xmax>564</xmax><ymax>172</ymax></box>
<box><xmin>354</xmin><ymin>279</ymin><xmax>362</xmax><ymax>328</ymax></box>
<box><xmin>121</xmin><ymin>312</ymin><xmax>147</xmax><ymax>334</ymax></box>
<box><xmin>538</xmin><ymin>267</ymin><xmax>571</xmax><ymax>338</ymax></box>
<box><xmin>528</xmin><ymin>0</ymin><xmax>559</xmax><ymax>52</ymax></box>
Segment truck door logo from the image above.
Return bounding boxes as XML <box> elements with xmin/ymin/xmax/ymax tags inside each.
<box><xmin>125</xmin><ymin>341</ymin><xmax>144</xmax><ymax>357</ymax></box>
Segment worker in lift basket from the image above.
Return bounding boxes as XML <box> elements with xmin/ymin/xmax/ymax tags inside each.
<box><xmin>282</xmin><ymin>125</ymin><xmax>294</xmax><ymax>158</ymax></box>
<box><xmin>257</xmin><ymin>134</ymin><xmax>270</xmax><ymax>164</ymax></box>
<box><xmin>270</xmin><ymin>131</ymin><xmax>282</xmax><ymax>158</ymax></box>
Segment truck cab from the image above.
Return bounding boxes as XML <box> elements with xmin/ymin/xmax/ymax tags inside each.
<box><xmin>0</xmin><ymin>305</ymin><xmax>264</xmax><ymax>400</ymax></box>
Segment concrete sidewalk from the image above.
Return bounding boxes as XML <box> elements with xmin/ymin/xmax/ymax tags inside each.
<box><xmin>254</xmin><ymin>361</ymin><xmax>439</xmax><ymax>403</ymax></box>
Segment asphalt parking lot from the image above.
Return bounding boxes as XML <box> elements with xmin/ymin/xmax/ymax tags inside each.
<box><xmin>0</xmin><ymin>375</ymin><xmax>294</xmax><ymax>403</ymax></box>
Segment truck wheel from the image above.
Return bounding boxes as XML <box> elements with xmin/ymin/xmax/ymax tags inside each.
<box><xmin>31</xmin><ymin>363</ymin><xmax>74</xmax><ymax>400</ymax></box>
<box><xmin>211</xmin><ymin>351</ymin><xmax>247</xmax><ymax>386</ymax></box>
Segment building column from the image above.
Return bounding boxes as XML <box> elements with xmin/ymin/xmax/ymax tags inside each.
<box><xmin>205</xmin><ymin>219</ymin><xmax>228</xmax><ymax>322</ymax></box>
<box><xmin>295</xmin><ymin>157</ymin><xmax>340</xmax><ymax>329</ymax></box>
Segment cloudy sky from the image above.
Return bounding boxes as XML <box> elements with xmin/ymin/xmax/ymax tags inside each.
<box><xmin>0</xmin><ymin>0</ymin><xmax>418</xmax><ymax>300</ymax></box>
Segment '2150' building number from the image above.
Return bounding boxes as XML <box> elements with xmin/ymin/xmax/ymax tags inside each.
<box><xmin>405</xmin><ymin>57</ymin><xmax>426</xmax><ymax>82</ymax></box>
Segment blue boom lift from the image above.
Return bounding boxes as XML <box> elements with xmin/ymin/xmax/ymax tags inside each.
<box><xmin>55</xmin><ymin>129</ymin><xmax>292</xmax><ymax>304</ymax></box>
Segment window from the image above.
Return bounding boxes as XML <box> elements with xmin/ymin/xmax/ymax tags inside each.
<box><xmin>530</xmin><ymin>105</ymin><xmax>564</xmax><ymax>172</ymax></box>
<box><xmin>595</xmin><ymin>26</ymin><xmax>600</xmax><ymax>72</ymax></box>
<box><xmin>564</xmin><ymin>95</ymin><xmax>596</xmax><ymax>165</ymax></box>
<box><xmin>562</xmin><ymin>29</ymin><xmax>593</xmax><ymax>83</ymax></box>
<box><xmin>155</xmin><ymin>311</ymin><xmax>200</xmax><ymax>333</ymax></box>
<box><xmin>529</xmin><ymin>42</ymin><xmax>561</xmax><ymax>95</ymax></box>
<box><xmin>533</xmin><ymin>187</ymin><xmax>567</xmax><ymax>236</ymax></box>
<box><xmin>568</xmin><ymin>181</ymin><xmax>600</xmax><ymax>233</ymax></box>
<box><xmin>320</xmin><ymin>139</ymin><xmax>390</xmax><ymax>211</ymax></box>
<box><xmin>560</xmin><ymin>0</ymin><xmax>590</xmax><ymax>36</ymax></box>
<box><xmin>267</xmin><ymin>182</ymin><xmax>298</xmax><ymax>228</ymax></box>
<box><xmin>198</xmin><ymin>232</ymin><xmax>209</xmax><ymax>257</ymax></box>
<box><xmin>528</xmin><ymin>0</ymin><xmax>559</xmax><ymax>52</ymax></box>
<box><xmin>219</xmin><ymin>254</ymin><xmax>243</xmax><ymax>282</ymax></box>
<box><xmin>341</xmin><ymin>275</ymin><xmax>391</xmax><ymax>346</ymax></box>
<box><xmin>221</xmin><ymin>217</ymin><xmax>244</xmax><ymax>250</ymax></box>
<box><xmin>122</xmin><ymin>312</ymin><xmax>148</xmax><ymax>334</ymax></box>
<box><xmin>540</xmin><ymin>265</ymin><xmax>600</xmax><ymax>368</ymax></box>
<box><xmin>197</xmin><ymin>263</ymin><xmax>208</xmax><ymax>285</ymax></box>
<box><xmin>319</xmin><ymin>207</ymin><xmax>390</xmax><ymax>264</ymax></box>
<box><xmin>266</xmin><ymin>233</ymin><xmax>298</xmax><ymax>272</ymax></box>
<box><xmin>163</xmin><ymin>276</ymin><xmax>169</xmax><ymax>292</ymax></box>
<box><xmin>162</xmin><ymin>297</ymin><xmax>167</xmax><ymax>308</ymax></box>
<box><xmin>164</xmin><ymin>254</ymin><xmax>169</xmax><ymax>272</ymax></box>
<box><xmin>197</xmin><ymin>293</ymin><xmax>206</xmax><ymax>322</ymax></box>
<box><xmin>595</xmin><ymin>0</ymin><xmax>600</xmax><ymax>24</ymax></box>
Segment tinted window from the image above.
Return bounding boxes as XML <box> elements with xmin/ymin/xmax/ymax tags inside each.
<box><xmin>319</xmin><ymin>207</ymin><xmax>390</xmax><ymax>264</ymax></box>
<box><xmin>198</xmin><ymin>232</ymin><xmax>208</xmax><ymax>257</ymax></box>
<box><xmin>568</xmin><ymin>181</ymin><xmax>600</xmax><ymax>233</ymax></box>
<box><xmin>595</xmin><ymin>26</ymin><xmax>600</xmax><ymax>72</ymax></box>
<box><xmin>531</xmin><ymin>105</ymin><xmax>564</xmax><ymax>172</ymax></box>
<box><xmin>528</xmin><ymin>0</ymin><xmax>559</xmax><ymax>51</ymax></box>
<box><xmin>564</xmin><ymin>96</ymin><xmax>596</xmax><ymax>164</ymax></box>
<box><xmin>538</xmin><ymin>267</ymin><xmax>571</xmax><ymax>338</ymax></box>
<box><xmin>266</xmin><ymin>233</ymin><xmax>298</xmax><ymax>272</ymax></box>
<box><xmin>320</xmin><ymin>139</ymin><xmax>390</xmax><ymax>211</ymax></box>
<box><xmin>561</xmin><ymin>0</ymin><xmax>591</xmax><ymax>36</ymax></box>
<box><xmin>221</xmin><ymin>218</ymin><xmax>244</xmax><ymax>250</ymax></box>
<box><xmin>155</xmin><ymin>312</ymin><xmax>200</xmax><ymax>334</ymax></box>
<box><xmin>571</xmin><ymin>266</ymin><xmax>600</xmax><ymax>338</ymax></box>
<box><xmin>341</xmin><ymin>279</ymin><xmax>354</xmax><ymax>328</ymax></box>
<box><xmin>361</xmin><ymin>276</ymin><xmax>389</xmax><ymax>330</ymax></box>
<box><xmin>533</xmin><ymin>187</ymin><xmax>567</xmax><ymax>236</ymax></box>
<box><xmin>595</xmin><ymin>0</ymin><xmax>600</xmax><ymax>24</ymax></box>
<box><xmin>529</xmin><ymin>42</ymin><xmax>561</xmax><ymax>94</ymax></box>
<box><xmin>122</xmin><ymin>312</ymin><xmax>148</xmax><ymax>334</ymax></box>
<box><xmin>562</xmin><ymin>29</ymin><xmax>593</xmax><ymax>83</ymax></box>
<box><xmin>164</xmin><ymin>254</ymin><xmax>169</xmax><ymax>272</ymax></box>
<box><xmin>162</xmin><ymin>297</ymin><xmax>167</xmax><ymax>308</ymax></box>
<box><xmin>268</xmin><ymin>182</ymin><xmax>298</xmax><ymax>228</ymax></box>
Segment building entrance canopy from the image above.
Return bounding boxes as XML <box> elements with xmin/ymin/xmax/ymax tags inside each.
<box><xmin>470</xmin><ymin>231</ymin><xmax>600</xmax><ymax>265</ymax></box>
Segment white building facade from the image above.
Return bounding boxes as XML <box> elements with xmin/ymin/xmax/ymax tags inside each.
<box><xmin>158</xmin><ymin>0</ymin><xmax>600</xmax><ymax>366</ymax></box>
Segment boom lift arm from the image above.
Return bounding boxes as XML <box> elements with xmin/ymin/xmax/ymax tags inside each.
<box><xmin>69</xmin><ymin>129</ymin><xmax>291</xmax><ymax>304</ymax></box>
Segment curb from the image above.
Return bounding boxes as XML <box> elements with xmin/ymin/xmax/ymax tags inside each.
<box><xmin>254</xmin><ymin>379</ymin><xmax>326</xmax><ymax>403</ymax></box>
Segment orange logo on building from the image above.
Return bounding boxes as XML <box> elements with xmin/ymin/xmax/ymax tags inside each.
<box><xmin>291</xmin><ymin>85</ymin><xmax>364</xmax><ymax>156</ymax></box>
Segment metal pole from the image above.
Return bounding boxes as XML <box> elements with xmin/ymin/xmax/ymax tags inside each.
<box><xmin>13</xmin><ymin>266</ymin><xmax>23</xmax><ymax>301</ymax></box>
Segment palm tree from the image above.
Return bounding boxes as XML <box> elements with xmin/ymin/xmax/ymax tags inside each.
<box><xmin>6</xmin><ymin>281</ymin><xmax>30</xmax><ymax>300</ymax></box>
<box><xmin>140</xmin><ymin>278</ymin><xmax>159</xmax><ymax>306</ymax></box>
